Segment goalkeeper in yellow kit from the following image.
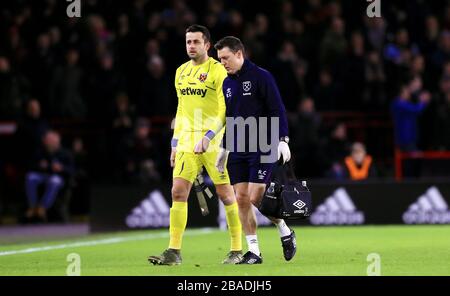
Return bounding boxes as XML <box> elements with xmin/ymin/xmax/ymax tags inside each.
<box><xmin>148</xmin><ymin>25</ymin><xmax>242</xmax><ymax>265</ymax></box>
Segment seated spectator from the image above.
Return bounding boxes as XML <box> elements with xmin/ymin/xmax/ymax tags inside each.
<box><xmin>24</xmin><ymin>130</ymin><xmax>74</xmax><ymax>222</ymax></box>
<box><xmin>343</xmin><ymin>142</ymin><xmax>377</xmax><ymax>181</ymax></box>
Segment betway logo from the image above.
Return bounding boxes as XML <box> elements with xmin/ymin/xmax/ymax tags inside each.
<box><xmin>126</xmin><ymin>190</ymin><xmax>170</xmax><ymax>228</ymax></box>
<box><xmin>310</xmin><ymin>188</ymin><xmax>364</xmax><ymax>225</ymax></box>
<box><xmin>181</xmin><ymin>87</ymin><xmax>207</xmax><ymax>97</ymax></box>
<box><xmin>403</xmin><ymin>186</ymin><xmax>450</xmax><ymax>224</ymax></box>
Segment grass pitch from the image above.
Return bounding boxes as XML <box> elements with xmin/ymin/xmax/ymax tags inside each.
<box><xmin>0</xmin><ymin>225</ymin><xmax>449</xmax><ymax>276</ymax></box>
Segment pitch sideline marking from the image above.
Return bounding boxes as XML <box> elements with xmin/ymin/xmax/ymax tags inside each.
<box><xmin>0</xmin><ymin>228</ymin><xmax>215</xmax><ymax>257</ymax></box>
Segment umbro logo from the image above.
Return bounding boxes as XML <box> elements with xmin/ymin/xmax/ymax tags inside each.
<box><xmin>403</xmin><ymin>186</ymin><xmax>450</xmax><ymax>224</ymax></box>
<box><xmin>247</xmin><ymin>258</ymin><xmax>257</xmax><ymax>264</ymax></box>
<box><xmin>293</xmin><ymin>200</ymin><xmax>306</xmax><ymax>210</ymax></box>
<box><xmin>310</xmin><ymin>187</ymin><xmax>365</xmax><ymax>225</ymax></box>
<box><xmin>126</xmin><ymin>190</ymin><xmax>170</xmax><ymax>228</ymax></box>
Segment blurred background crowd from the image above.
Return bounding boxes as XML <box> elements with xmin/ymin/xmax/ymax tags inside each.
<box><xmin>1</xmin><ymin>0</ymin><xmax>450</xmax><ymax>221</ymax></box>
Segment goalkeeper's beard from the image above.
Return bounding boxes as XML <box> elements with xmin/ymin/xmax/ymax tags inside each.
<box><xmin>190</xmin><ymin>52</ymin><xmax>208</xmax><ymax>64</ymax></box>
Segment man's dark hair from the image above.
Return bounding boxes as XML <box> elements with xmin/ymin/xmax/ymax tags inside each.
<box><xmin>214</xmin><ymin>36</ymin><xmax>245</xmax><ymax>54</ymax></box>
<box><xmin>186</xmin><ymin>24</ymin><xmax>211</xmax><ymax>43</ymax></box>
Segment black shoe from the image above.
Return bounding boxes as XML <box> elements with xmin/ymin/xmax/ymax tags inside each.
<box><xmin>148</xmin><ymin>249</ymin><xmax>182</xmax><ymax>266</ymax></box>
<box><xmin>281</xmin><ymin>229</ymin><xmax>297</xmax><ymax>261</ymax></box>
<box><xmin>238</xmin><ymin>251</ymin><xmax>263</xmax><ymax>264</ymax></box>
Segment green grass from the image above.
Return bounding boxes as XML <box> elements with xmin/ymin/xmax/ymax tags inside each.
<box><xmin>0</xmin><ymin>225</ymin><xmax>449</xmax><ymax>276</ymax></box>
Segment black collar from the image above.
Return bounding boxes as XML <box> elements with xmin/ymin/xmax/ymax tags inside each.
<box><xmin>232</xmin><ymin>59</ymin><xmax>252</xmax><ymax>78</ymax></box>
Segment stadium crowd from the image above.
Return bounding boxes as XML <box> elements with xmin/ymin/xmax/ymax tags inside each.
<box><xmin>1</xmin><ymin>0</ymin><xmax>450</xmax><ymax>219</ymax></box>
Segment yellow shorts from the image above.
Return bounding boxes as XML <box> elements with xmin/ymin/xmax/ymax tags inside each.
<box><xmin>173</xmin><ymin>151</ymin><xmax>230</xmax><ymax>185</ymax></box>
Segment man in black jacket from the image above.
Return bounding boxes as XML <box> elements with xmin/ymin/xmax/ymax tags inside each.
<box><xmin>25</xmin><ymin>130</ymin><xmax>74</xmax><ymax>221</ymax></box>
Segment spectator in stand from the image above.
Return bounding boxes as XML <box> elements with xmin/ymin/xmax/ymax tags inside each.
<box><xmin>391</xmin><ymin>78</ymin><xmax>431</xmax><ymax>152</ymax></box>
<box><xmin>290</xmin><ymin>97</ymin><xmax>322</xmax><ymax>178</ymax></box>
<box><xmin>49</xmin><ymin>49</ymin><xmax>86</xmax><ymax>119</ymax></box>
<box><xmin>110</xmin><ymin>92</ymin><xmax>135</xmax><ymax>180</ymax></box>
<box><xmin>430</xmin><ymin>31</ymin><xmax>450</xmax><ymax>78</ymax></box>
<box><xmin>15</xmin><ymin>99</ymin><xmax>49</xmax><ymax>168</ymax></box>
<box><xmin>0</xmin><ymin>56</ymin><xmax>30</xmax><ymax>120</ymax></box>
<box><xmin>313</xmin><ymin>69</ymin><xmax>341</xmax><ymax>111</ymax></box>
<box><xmin>364</xmin><ymin>16</ymin><xmax>386</xmax><ymax>52</ymax></box>
<box><xmin>24</xmin><ymin>130</ymin><xmax>74</xmax><ymax>222</ymax></box>
<box><xmin>320</xmin><ymin>17</ymin><xmax>347</xmax><ymax>70</ymax></box>
<box><xmin>340</xmin><ymin>31</ymin><xmax>366</xmax><ymax>110</ymax></box>
<box><xmin>343</xmin><ymin>142</ymin><xmax>377</xmax><ymax>181</ymax></box>
<box><xmin>71</xmin><ymin>137</ymin><xmax>90</xmax><ymax>215</ymax></box>
<box><xmin>138</xmin><ymin>55</ymin><xmax>174</xmax><ymax>117</ymax></box>
<box><xmin>111</xmin><ymin>92</ymin><xmax>135</xmax><ymax>135</ymax></box>
<box><xmin>323</xmin><ymin>122</ymin><xmax>351</xmax><ymax>179</ymax></box>
<box><xmin>419</xmin><ymin>15</ymin><xmax>440</xmax><ymax>56</ymax></box>
<box><xmin>364</xmin><ymin>50</ymin><xmax>386</xmax><ymax>108</ymax></box>
<box><xmin>432</xmin><ymin>85</ymin><xmax>450</xmax><ymax>150</ymax></box>
<box><xmin>87</xmin><ymin>53</ymin><xmax>126</xmax><ymax>120</ymax></box>
<box><xmin>120</xmin><ymin>118</ymin><xmax>161</xmax><ymax>184</ymax></box>
<box><xmin>271</xmin><ymin>41</ymin><xmax>302</xmax><ymax>111</ymax></box>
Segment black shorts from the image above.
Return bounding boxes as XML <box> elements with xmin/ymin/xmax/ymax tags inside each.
<box><xmin>227</xmin><ymin>152</ymin><xmax>275</xmax><ymax>185</ymax></box>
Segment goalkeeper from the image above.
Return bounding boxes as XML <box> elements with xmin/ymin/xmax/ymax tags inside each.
<box><xmin>148</xmin><ymin>25</ymin><xmax>242</xmax><ymax>266</ymax></box>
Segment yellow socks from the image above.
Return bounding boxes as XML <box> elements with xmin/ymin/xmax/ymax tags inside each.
<box><xmin>168</xmin><ymin>201</ymin><xmax>188</xmax><ymax>250</ymax></box>
<box><xmin>225</xmin><ymin>202</ymin><xmax>242</xmax><ymax>251</ymax></box>
<box><xmin>169</xmin><ymin>201</ymin><xmax>241</xmax><ymax>252</ymax></box>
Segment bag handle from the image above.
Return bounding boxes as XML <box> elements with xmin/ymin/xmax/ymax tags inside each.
<box><xmin>274</xmin><ymin>160</ymin><xmax>297</xmax><ymax>183</ymax></box>
<box><xmin>285</xmin><ymin>161</ymin><xmax>297</xmax><ymax>182</ymax></box>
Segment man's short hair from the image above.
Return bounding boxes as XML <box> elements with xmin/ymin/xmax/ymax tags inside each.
<box><xmin>214</xmin><ymin>36</ymin><xmax>245</xmax><ymax>54</ymax></box>
<box><xmin>186</xmin><ymin>24</ymin><xmax>211</xmax><ymax>43</ymax></box>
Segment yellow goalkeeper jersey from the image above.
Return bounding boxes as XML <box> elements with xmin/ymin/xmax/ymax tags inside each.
<box><xmin>173</xmin><ymin>57</ymin><xmax>227</xmax><ymax>152</ymax></box>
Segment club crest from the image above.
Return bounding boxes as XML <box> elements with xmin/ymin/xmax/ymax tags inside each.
<box><xmin>198</xmin><ymin>73</ymin><xmax>208</xmax><ymax>82</ymax></box>
<box><xmin>243</xmin><ymin>81</ymin><xmax>252</xmax><ymax>92</ymax></box>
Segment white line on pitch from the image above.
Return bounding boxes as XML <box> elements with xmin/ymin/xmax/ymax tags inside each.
<box><xmin>0</xmin><ymin>228</ymin><xmax>215</xmax><ymax>257</ymax></box>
